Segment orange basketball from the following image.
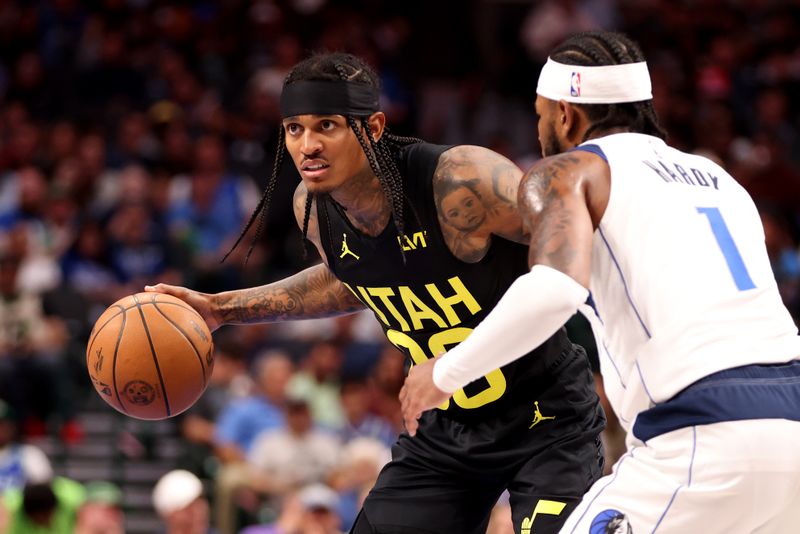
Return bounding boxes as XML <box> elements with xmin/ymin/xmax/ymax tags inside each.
<box><xmin>86</xmin><ymin>292</ymin><xmax>214</xmax><ymax>420</ymax></box>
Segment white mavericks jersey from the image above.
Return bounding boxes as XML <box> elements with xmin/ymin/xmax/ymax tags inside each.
<box><xmin>577</xmin><ymin>133</ymin><xmax>800</xmax><ymax>433</ymax></box>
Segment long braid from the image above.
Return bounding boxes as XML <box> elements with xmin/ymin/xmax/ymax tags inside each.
<box><xmin>223</xmin><ymin>125</ymin><xmax>286</xmax><ymax>263</ymax></box>
<box><xmin>332</xmin><ymin>61</ymin><xmax>415</xmax><ymax>260</ymax></box>
<box><xmin>371</xmin><ymin>125</ymin><xmax>425</xmax><ymax>231</ymax></box>
<box><xmin>550</xmin><ymin>31</ymin><xmax>667</xmax><ymax>140</ymax></box>
<box><xmin>359</xmin><ymin>116</ymin><xmax>408</xmax><ymax>243</ymax></box>
<box><xmin>301</xmin><ymin>190</ymin><xmax>314</xmax><ymax>259</ymax></box>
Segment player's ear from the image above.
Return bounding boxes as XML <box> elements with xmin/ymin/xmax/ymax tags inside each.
<box><xmin>559</xmin><ymin>101</ymin><xmax>585</xmax><ymax>146</ymax></box>
<box><xmin>559</xmin><ymin>100</ymin><xmax>576</xmax><ymax>135</ymax></box>
<box><xmin>367</xmin><ymin>111</ymin><xmax>386</xmax><ymax>142</ymax></box>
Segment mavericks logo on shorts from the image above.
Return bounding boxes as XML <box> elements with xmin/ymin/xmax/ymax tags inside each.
<box><xmin>590</xmin><ymin>509</ymin><xmax>632</xmax><ymax>534</ymax></box>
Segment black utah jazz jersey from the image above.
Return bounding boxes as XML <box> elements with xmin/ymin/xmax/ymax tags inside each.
<box><xmin>317</xmin><ymin>142</ymin><xmax>576</xmax><ymax>422</ymax></box>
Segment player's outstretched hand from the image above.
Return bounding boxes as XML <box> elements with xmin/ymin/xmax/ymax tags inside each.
<box><xmin>144</xmin><ymin>283</ymin><xmax>222</xmax><ymax>332</ymax></box>
<box><xmin>400</xmin><ymin>357</ymin><xmax>450</xmax><ymax>437</ymax></box>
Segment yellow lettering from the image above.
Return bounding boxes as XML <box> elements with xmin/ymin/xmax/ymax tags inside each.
<box><xmin>425</xmin><ymin>276</ymin><xmax>481</xmax><ymax>327</ymax></box>
<box><xmin>398</xmin><ymin>286</ymin><xmax>447</xmax><ymax>330</ymax></box>
<box><xmin>396</xmin><ymin>231</ymin><xmax>428</xmax><ymax>252</ymax></box>
<box><xmin>386</xmin><ymin>327</ymin><xmax>508</xmax><ymax>411</ymax></box>
<box><xmin>368</xmin><ymin>287</ymin><xmax>411</xmax><ymax>332</ymax></box>
<box><xmin>429</xmin><ymin>328</ymin><xmax>506</xmax><ymax>408</ymax></box>
<box><xmin>352</xmin><ymin>285</ymin><xmax>390</xmax><ymax>327</ymax></box>
<box><xmin>411</xmin><ymin>231</ymin><xmax>427</xmax><ymax>249</ymax></box>
<box><xmin>397</xmin><ymin>235</ymin><xmax>415</xmax><ymax>251</ymax></box>
<box><xmin>387</xmin><ymin>330</ymin><xmax>449</xmax><ymax>410</ymax></box>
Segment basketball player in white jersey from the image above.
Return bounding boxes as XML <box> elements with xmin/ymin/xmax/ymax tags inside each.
<box><xmin>400</xmin><ymin>31</ymin><xmax>800</xmax><ymax>533</ymax></box>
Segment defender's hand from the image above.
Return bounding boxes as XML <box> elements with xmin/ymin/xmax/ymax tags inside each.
<box><xmin>144</xmin><ymin>283</ymin><xmax>222</xmax><ymax>332</ymax></box>
<box><xmin>400</xmin><ymin>358</ymin><xmax>450</xmax><ymax>437</ymax></box>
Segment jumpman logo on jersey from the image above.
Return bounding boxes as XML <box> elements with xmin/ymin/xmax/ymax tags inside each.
<box><xmin>340</xmin><ymin>233</ymin><xmax>360</xmax><ymax>260</ymax></box>
<box><xmin>529</xmin><ymin>401</ymin><xmax>556</xmax><ymax>429</ymax></box>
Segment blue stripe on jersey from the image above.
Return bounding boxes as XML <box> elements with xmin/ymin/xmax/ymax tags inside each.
<box><xmin>633</xmin><ymin>360</ymin><xmax>800</xmax><ymax>442</ymax></box>
<box><xmin>601</xmin><ymin>338</ymin><xmax>627</xmax><ymax>391</ymax></box>
<box><xmin>567</xmin><ymin>451</ymin><xmax>634</xmax><ymax>534</ymax></box>
<box><xmin>598</xmin><ymin>227</ymin><xmax>652</xmax><ymax>338</ymax></box>
<box><xmin>585</xmin><ymin>293</ymin><xmax>604</xmax><ymax>325</ymax></box>
<box><xmin>582</xmin><ymin>297</ymin><xmax>629</xmax><ymax>390</ymax></box>
<box><xmin>571</xmin><ymin>144</ymin><xmax>608</xmax><ymax>161</ymax></box>
<box><xmin>653</xmin><ymin>484</ymin><xmax>684</xmax><ymax>533</ymax></box>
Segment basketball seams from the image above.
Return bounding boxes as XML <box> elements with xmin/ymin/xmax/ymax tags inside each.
<box><xmin>111</xmin><ymin>308</ymin><xmax>127</xmax><ymax>411</ymax></box>
<box><xmin>151</xmin><ymin>302</ymin><xmax>207</xmax><ymax>387</ymax></box>
<box><xmin>87</xmin><ymin>304</ymin><xmax>126</xmax><ymax>354</ymax></box>
<box><xmin>89</xmin><ymin>293</ymin><xmax>208</xmax><ymax>419</ymax></box>
<box><xmin>132</xmin><ymin>295</ymin><xmax>172</xmax><ymax>417</ymax></box>
<box><xmin>90</xmin><ymin>297</ymin><xmax>200</xmax><ymax>328</ymax></box>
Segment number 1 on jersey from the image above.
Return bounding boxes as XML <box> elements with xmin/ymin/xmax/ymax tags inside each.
<box><xmin>696</xmin><ymin>207</ymin><xmax>755</xmax><ymax>291</ymax></box>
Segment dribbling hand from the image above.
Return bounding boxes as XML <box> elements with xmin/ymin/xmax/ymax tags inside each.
<box><xmin>144</xmin><ymin>284</ymin><xmax>222</xmax><ymax>332</ymax></box>
<box><xmin>399</xmin><ymin>357</ymin><xmax>451</xmax><ymax>437</ymax></box>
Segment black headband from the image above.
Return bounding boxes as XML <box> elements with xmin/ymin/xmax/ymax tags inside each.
<box><xmin>280</xmin><ymin>81</ymin><xmax>380</xmax><ymax>118</ymax></box>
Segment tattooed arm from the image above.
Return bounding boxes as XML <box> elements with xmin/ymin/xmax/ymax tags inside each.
<box><xmin>519</xmin><ymin>150</ymin><xmax>609</xmax><ymax>286</ymax></box>
<box><xmin>432</xmin><ymin>146</ymin><xmax>527</xmax><ymax>262</ymax></box>
<box><xmin>401</xmin><ymin>152</ymin><xmax>610</xmax><ymax>430</ymax></box>
<box><xmin>145</xmin><ymin>183</ymin><xmax>364</xmax><ymax>331</ymax></box>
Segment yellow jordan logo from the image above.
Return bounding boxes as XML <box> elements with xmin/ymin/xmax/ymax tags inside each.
<box><xmin>529</xmin><ymin>401</ymin><xmax>555</xmax><ymax>429</ymax></box>
<box><xmin>340</xmin><ymin>233</ymin><xmax>360</xmax><ymax>260</ymax></box>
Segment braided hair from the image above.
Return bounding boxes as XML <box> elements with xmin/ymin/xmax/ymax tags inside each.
<box><xmin>226</xmin><ymin>52</ymin><xmax>423</xmax><ymax>263</ymax></box>
<box><xmin>549</xmin><ymin>31</ymin><xmax>667</xmax><ymax>142</ymax></box>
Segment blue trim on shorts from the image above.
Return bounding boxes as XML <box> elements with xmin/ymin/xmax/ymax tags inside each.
<box><xmin>633</xmin><ymin>360</ymin><xmax>800</xmax><ymax>442</ymax></box>
<box><xmin>571</xmin><ymin>144</ymin><xmax>608</xmax><ymax>161</ymax></box>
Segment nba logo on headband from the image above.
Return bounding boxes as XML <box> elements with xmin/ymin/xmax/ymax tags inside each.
<box><xmin>570</xmin><ymin>72</ymin><xmax>581</xmax><ymax>97</ymax></box>
<box><xmin>538</xmin><ymin>58</ymin><xmax>652</xmax><ymax>104</ymax></box>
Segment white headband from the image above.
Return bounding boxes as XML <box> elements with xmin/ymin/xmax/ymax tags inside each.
<box><xmin>536</xmin><ymin>57</ymin><xmax>652</xmax><ymax>104</ymax></box>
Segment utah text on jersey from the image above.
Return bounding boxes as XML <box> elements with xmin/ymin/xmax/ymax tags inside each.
<box><xmin>343</xmin><ymin>276</ymin><xmax>509</xmax><ymax>411</ymax></box>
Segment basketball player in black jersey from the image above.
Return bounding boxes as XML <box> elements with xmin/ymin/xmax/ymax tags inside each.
<box><xmin>147</xmin><ymin>53</ymin><xmax>605</xmax><ymax>534</ymax></box>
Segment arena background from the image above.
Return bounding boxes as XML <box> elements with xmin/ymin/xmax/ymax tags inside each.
<box><xmin>0</xmin><ymin>0</ymin><xmax>799</xmax><ymax>532</ymax></box>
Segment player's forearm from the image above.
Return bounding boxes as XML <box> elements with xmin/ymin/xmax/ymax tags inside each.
<box><xmin>213</xmin><ymin>263</ymin><xmax>365</xmax><ymax>325</ymax></box>
<box><xmin>433</xmin><ymin>265</ymin><xmax>588</xmax><ymax>392</ymax></box>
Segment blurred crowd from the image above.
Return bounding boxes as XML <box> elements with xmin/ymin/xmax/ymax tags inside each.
<box><xmin>1</xmin><ymin>0</ymin><xmax>800</xmax><ymax>532</ymax></box>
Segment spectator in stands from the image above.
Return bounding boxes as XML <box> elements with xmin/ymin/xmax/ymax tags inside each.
<box><xmin>59</xmin><ymin>218</ymin><xmax>120</xmax><ymax>307</ymax></box>
<box><xmin>152</xmin><ymin>469</ymin><xmax>219</xmax><ymax>534</ymax></box>
<box><xmin>239</xmin><ymin>483</ymin><xmax>343</xmax><ymax>534</ymax></box>
<box><xmin>213</xmin><ymin>350</ymin><xmax>292</xmax><ymax>533</ymax></box>
<box><xmin>366</xmin><ymin>345</ymin><xmax>406</xmax><ymax>432</ymax></box>
<box><xmin>1</xmin><ymin>475</ymin><xmax>85</xmax><ymax>533</ymax></box>
<box><xmin>106</xmin><ymin>201</ymin><xmax>182</xmax><ymax>293</ymax></box>
<box><xmin>213</xmin><ymin>350</ymin><xmax>292</xmax><ymax>463</ymax></box>
<box><xmin>288</xmin><ymin>341</ymin><xmax>345</xmax><ymax>430</ymax></box>
<box><xmin>0</xmin><ymin>251</ymin><xmax>75</xmax><ymax>438</ymax></box>
<box><xmin>217</xmin><ymin>397</ymin><xmax>341</xmax><ymax>533</ymax></box>
<box><xmin>328</xmin><ymin>438</ymin><xmax>390</xmax><ymax>531</ymax></box>
<box><xmin>165</xmin><ymin>133</ymin><xmax>258</xmax><ymax>289</ymax></box>
<box><xmin>761</xmin><ymin>208</ymin><xmax>800</xmax><ymax>321</ymax></box>
<box><xmin>337</xmin><ymin>378</ymin><xmax>395</xmax><ymax>449</ymax></box>
<box><xmin>0</xmin><ymin>400</ymin><xmax>53</xmax><ymax>494</ymax></box>
<box><xmin>178</xmin><ymin>334</ymin><xmax>252</xmax><ymax>478</ymax></box>
<box><xmin>247</xmin><ymin>398</ymin><xmax>341</xmax><ymax>497</ymax></box>
<box><xmin>74</xmin><ymin>481</ymin><xmax>125</xmax><ymax>534</ymax></box>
